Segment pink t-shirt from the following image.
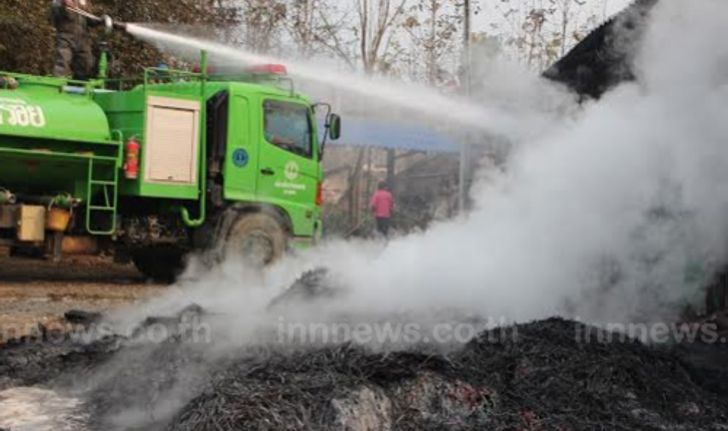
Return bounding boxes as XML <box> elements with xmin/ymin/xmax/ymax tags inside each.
<box><xmin>370</xmin><ymin>190</ymin><xmax>394</xmax><ymax>218</ymax></box>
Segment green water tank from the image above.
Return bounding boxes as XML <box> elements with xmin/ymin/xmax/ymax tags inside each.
<box><xmin>0</xmin><ymin>83</ymin><xmax>111</xmax><ymax>143</ymax></box>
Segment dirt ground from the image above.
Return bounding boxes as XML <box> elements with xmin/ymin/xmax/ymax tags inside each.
<box><xmin>0</xmin><ymin>256</ymin><xmax>166</xmax><ymax>342</ymax></box>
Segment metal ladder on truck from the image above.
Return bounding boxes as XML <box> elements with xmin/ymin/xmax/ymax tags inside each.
<box><xmin>85</xmin><ymin>156</ymin><xmax>119</xmax><ymax>235</ymax></box>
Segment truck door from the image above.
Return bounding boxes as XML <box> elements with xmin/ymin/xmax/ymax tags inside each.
<box><xmin>256</xmin><ymin>99</ymin><xmax>318</xmax><ymax>211</ymax></box>
<box><xmin>224</xmin><ymin>95</ymin><xmax>258</xmax><ymax>200</ymax></box>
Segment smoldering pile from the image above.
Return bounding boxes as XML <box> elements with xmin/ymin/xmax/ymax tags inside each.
<box><xmin>167</xmin><ymin>318</ymin><xmax>728</xmax><ymax>431</ymax></box>
<box><xmin>2</xmin><ymin>309</ymin><xmax>728</xmax><ymax>431</ymax></box>
<box><xmin>0</xmin><ymin>311</ymin><xmax>120</xmax><ymax>391</ymax></box>
<box><xmin>0</xmin><ymin>305</ymin><xmax>217</xmax><ymax>430</ymax></box>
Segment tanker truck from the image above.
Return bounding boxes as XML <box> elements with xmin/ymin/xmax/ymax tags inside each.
<box><xmin>0</xmin><ymin>55</ymin><xmax>341</xmax><ymax>281</ymax></box>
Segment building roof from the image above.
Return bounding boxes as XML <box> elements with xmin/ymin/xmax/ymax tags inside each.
<box><xmin>543</xmin><ymin>0</ymin><xmax>659</xmax><ymax>98</ymax></box>
<box><xmin>324</xmin><ymin>118</ymin><xmax>460</xmax><ymax>154</ymax></box>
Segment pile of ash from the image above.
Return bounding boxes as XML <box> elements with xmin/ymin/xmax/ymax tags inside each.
<box><xmin>455</xmin><ymin>318</ymin><xmax>728</xmax><ymax>430</ymax></box>
<box><xmin>167</xmin><ymin>318</ymin><xmax>728</xmax><ymax>431</ymax></box>
<box><xmin>0</xmin><ymin>318</ymin><xmax>121</xmax><ymax>391</ymax></box>
<box><xmin>2</xmin><ymin>309</ymin><xmax>728</xmax><ymax>431</ymax></box>
<box><xmin>0</xmin><ymin>305</ymin><xmax>213</xmax><ymax>430</ymax></box>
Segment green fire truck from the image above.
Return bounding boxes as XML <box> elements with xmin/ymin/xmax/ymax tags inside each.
<box><xmin>0</xmin><ymin>55</ymin><xmax>341</xmax><ymax>280</ymax></box>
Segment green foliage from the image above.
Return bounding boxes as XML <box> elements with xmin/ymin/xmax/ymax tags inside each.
<box><xmin>0</xmin><ymin>0</ymin><xmax>233</xmax><ymax>77</ymax></box>
<box><xmin>0</xmin><ymin>0</ymin><xmax>55</xmax><ymax>75</ymax></box>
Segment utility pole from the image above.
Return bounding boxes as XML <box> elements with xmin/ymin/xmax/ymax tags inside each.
<box><xmin>458</xmin><ymin>0</ymin><xmax>472</xmax><ymax>213</ymax></box>
<box><xmin>463</xmin><ymin>0</ymin><xmax>472</xmax><ymax>90</ymax></box>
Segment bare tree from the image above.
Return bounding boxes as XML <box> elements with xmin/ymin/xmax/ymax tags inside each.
<box><xmin>230</xmin><ymin>0</ymin><xmax>288</xmax><ymax>53</ymax></box>
<box><xmin>402</xmin><ymin>0</ymin><xmax>462</xmax><ymax>84</ymax></box>
<box><xmin>223</xmin><ymin>0</ymin><xmax>409</xmax><ymax>74</ymax></box>
<box><xmin>288</xmin><ymin>0</ymin><xmax>323</xmax><ymax>57</ymax></box>
<box><xmin>556</xmin><ymin>0</ymin><xmax>587</xmax><ymax>56</ymax></box>
<box><xmin>286</xmin><ymin>0</ymin><xmax>356</xmax><ymax>66</ymax></box>
<box><xmin>356</xmin><ymin>0</ymin><xmax>409</xmax><ymax>73</ymax></box>
<box><xmin>487</xmin><ymin>0</ymin><xmax>597</xmax><ymax>70</ymax></box>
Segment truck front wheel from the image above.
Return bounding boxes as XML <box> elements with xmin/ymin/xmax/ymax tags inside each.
<box><xmin>224</xmin><ymin>212</ymin><xmax>287</xmax><ymax>267</ymax></box>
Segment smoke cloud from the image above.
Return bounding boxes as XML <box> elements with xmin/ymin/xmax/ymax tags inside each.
<box><xmin>267</xmin><ymin>0</ymin><xmax>728</xmax><ymax>325</ymax></box>
<box><xmin>72</xmin><ymin>1</ymin><xmax>728</xmax><ymax>428</ymax></box>
<box><xmin>117</xmin><ymin>0</ymin><xmax>728</xmax><ymax>331</ymax></box>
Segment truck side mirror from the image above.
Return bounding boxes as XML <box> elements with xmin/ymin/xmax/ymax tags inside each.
<box><xmin>328</xmin><ymin>114</ymin><xmax>341</xmax><ymax>141</ymax></box>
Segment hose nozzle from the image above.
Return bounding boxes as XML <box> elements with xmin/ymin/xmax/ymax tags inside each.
<box><xmin>66</xmin><ymin>6</ymin><xmax>127</xmax><ymax>34</ymax></box>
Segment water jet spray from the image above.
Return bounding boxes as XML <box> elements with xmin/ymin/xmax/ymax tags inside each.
<box><xmin>122</xmin><ymin>25</ymin><xmax>566</xmax><ymax>141</ymax></box>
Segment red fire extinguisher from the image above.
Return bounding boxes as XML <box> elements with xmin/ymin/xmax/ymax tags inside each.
<box><xmin>124</xmin><ymin>136</ymin><xmax>140</xmax><ymax>179</ymax></box>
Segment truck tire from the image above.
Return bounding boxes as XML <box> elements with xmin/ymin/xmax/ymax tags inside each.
<box><xmin>132</xmin><ymin>246</ymin><xmax>185</xmax><ymax>283</ymax></box>
<box><xmin>224</xmin><ymin>212</ymin><xmax>287</xmax><ymax>267</ymax></box>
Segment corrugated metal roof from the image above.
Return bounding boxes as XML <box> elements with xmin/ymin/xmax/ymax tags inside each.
<box><xmin>322</xmin><ymin>118</ymin><xmax>460</xmax><ymax>154</ymax></box>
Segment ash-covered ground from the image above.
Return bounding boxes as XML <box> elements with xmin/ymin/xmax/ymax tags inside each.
<box><xmin>1</xmin><ymin>269</ymin><xmax>728</xmax><ymax>431</ymax></box>
<box><xmin>0</xmin><ymin>256</ymin><xmax>164</xmax><ymax>343</ymax></box>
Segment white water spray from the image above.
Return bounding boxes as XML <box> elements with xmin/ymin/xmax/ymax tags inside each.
<box><xmin>125</xmin><ymin>23</ymin><xmax>570</xmax><ymax>143</ymax></box>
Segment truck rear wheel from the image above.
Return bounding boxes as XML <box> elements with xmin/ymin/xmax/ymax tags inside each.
<box><xmin>131</xmin><ymin>246</ymin><xmax>185</xmax><ymax>283</ymax></box>
<box><xmin>224</xmin><ymin>212</ymin><xmax>287</xmax><ymax>267</ymax></box>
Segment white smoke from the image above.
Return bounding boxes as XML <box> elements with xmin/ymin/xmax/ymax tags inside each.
<box><xmin>117</xmin><ymin>0</ymin><xmax>728</xmax><ymax>331</ymax></box>
<box><xmin>269</xmin><ymin>0</ymin><xmax>728</xmax><ymax>325</ymax></box>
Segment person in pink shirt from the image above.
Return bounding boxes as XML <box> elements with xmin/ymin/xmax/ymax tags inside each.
<box><xmin>370</xmin><ymin>181</ymin><xmax>394</xmax><ymax>237</ymax></box>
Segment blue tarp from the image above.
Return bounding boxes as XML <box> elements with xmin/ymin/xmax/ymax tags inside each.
<box><xmin>321</xmin><ymin>118</ymin><xmax>460</xmax><ymax>154</ymax></box>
